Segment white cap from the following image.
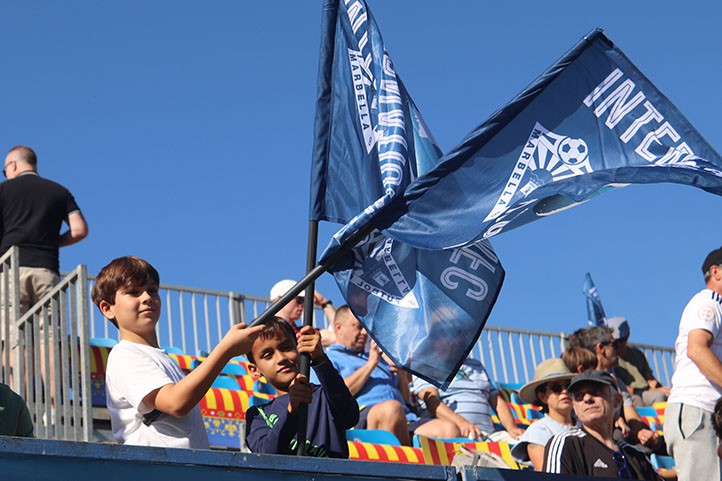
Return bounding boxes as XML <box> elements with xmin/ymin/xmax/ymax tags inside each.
<box><xmin>270</xmin><ymin>279</ymin><xmax>304</xmax><ymax>300</ymax></box>
<box><xmin>606</xmin><ymin>316</ymin><xmax>630</xmax><ymax>341</ymax></box>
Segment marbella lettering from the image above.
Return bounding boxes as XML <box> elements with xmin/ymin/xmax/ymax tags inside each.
<box><xmin>583</xmin><ymin>68</ymin><xmax>696</xmax><ymax>165</ymax></box>
<box><xmin>343</xmin><ymin>0</ymin><xmax>409</xmax><ymax>198</ymax></box>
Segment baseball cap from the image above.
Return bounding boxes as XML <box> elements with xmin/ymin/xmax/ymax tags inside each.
<box><xmin>702</xmin><ymin>247</ymin><xmax>722</xmax><ymax>276</ymax></box>
<box><xmin>567</xmin><ymin>370</ymin><xmax>617</xmax><ymax>393</ymax></box>
<box><xmin>270</xmin><ymin>279</ymin><xmax>304</xmax><ymax>300</ymax></box>
<box><xmin>606</xmin><ymin>317</ymin><xmax>630</xmax><ymax>341</ymax></box>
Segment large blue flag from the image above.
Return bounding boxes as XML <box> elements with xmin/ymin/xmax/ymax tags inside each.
<box><xmin>583</xmin><ymin>272</ymin><xmax>606</xmax><ymax>326</ymax></box>
<box><xmin>310</xmin><ymin>0</ymin><xmax>504</xmax><ymax>387</ymax></box>
<box><xmin>373</xmin><ymin>29</ymin><xmax>722</xmax><ymax>249</ymax></box>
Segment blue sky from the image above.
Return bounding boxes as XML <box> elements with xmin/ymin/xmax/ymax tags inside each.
<box><xmin>1</xmin><ymin>1</ymin><xmax>720</xmax><ymax>348</ymax></box>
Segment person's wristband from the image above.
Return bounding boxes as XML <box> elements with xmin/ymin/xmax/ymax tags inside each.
<box><xmin>320</xmin><ymin>300</ymin><xmax>333</xmax><ymax>309</ymax></box>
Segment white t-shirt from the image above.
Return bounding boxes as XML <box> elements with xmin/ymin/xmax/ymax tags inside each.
<box><xmin>105</xmin><ymin>340</ymin><xmax>209</xmax><ymax>449</ymax></box>
<box><xmin>668</xmin><ymin>289</ymin><xmax>722</xmax><ymax>412</ymax></box>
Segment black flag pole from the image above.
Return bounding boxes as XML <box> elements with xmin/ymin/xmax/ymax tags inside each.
<box><xmin>295</xmin><ymin>219</ymin><xmax>319</xmax><ymax>456</ymax></box>
<box><xmin>249</xmin><ymin>220</ymin><xmax>375</xmax><ymax>329</ymax></box>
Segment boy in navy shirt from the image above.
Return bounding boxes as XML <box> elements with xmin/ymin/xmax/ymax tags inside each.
<box><xmin>245</xmin><ymin>317</ymin><xmax>358</xmax><ymax>457</ymax></box>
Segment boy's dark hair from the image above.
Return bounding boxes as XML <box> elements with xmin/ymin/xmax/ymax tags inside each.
<box><xmin>91</xmin><ymin>256</ymin><xmax>160</xmax><ymax>328</ymax></box>
<box><xmin>713</xmin><ymin>397</ymin><xmax>722</xmax><ymax>439</ymax></box>
<box><xmin>246</xmin><ymin>316</ymin><xmax>296</xmax><ymax>364</ymax></box>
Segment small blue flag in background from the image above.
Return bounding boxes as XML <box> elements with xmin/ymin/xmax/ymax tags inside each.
<box><xmin>309</xmin><ymin>0</ymin><xmax>504</xmax><ymax>388</ymax></box>
<box><xmin>583</xmin><ymin>272</ymin><xmax>607</xmax><ymax>326</ymax></box>
<box><xmin>377</xmin><ymin>29</ymin><xmax>722</xmax><ymax>250</ymax></box>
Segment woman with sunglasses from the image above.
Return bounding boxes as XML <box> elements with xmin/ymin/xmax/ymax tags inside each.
<box><xmin>511</xmin><ymin>358</ymin><xmax>577</xmax><ymax>471</ymax></box>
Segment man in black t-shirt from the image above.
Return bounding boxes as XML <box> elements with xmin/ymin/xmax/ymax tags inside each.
<box><xmin>543</xmin><ymin>370</ymin><xmax>662</xmax><ymax>480</ymax></box>
<box><xmin>1</xmin><ymin>145</ymin><xmax>88</xmax><ymax>324</ymax></box>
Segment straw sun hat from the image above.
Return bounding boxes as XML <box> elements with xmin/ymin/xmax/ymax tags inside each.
<box><xmin>518</xmin><ymin>358</ymin><xmax>576</xmax><ymax>404</ymax></box>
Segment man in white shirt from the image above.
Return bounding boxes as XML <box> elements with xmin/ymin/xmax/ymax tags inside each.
<box><xmin>665</xmin><ymin>246</ymin><xmax>722</xmax><ymax>481</ymax></box>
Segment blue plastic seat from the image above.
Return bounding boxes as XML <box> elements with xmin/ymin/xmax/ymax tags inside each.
<box><xmin>90</xmin><ymin>337</ymin><xmax>118</xmax><ymax>348</ymax></box>
<box><xmin>161</xmin><ymin>345</ymin><xmax>184</xmax><ymax>354</ymax></box>
<box><xmin>347</xmin><ymin>429</ymin><xmax>401</xmax><ymax>446</ymax></box>
<box><xmin>211</xmin><ymin>376</ymin><xmax>240</xmax><ymax>390</ymax></box>
<box><xmin>221</xmin><ymin>362</ymin><xmax>247</xmax><ymax>376</ymax></box>
<box><xmin>650</xmin><ymin>454</ymin><xmax>675</xmax><ymax>470</ymax></box>
<box><xmin>254</xmin><ymin>379</ymin><xmax>276</xmax><ymax>395</ymax></box>
<box><xmin>412</xmin><ymin>434</ymin><xmax>473</xmax><ymax>448</ymax></box>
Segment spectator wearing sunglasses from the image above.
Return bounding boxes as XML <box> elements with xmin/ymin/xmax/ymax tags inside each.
<box><xmin>544</xmin><ymin>370</ymin><xmax>662</xmax><ymax>480</ymax></box>
<box><xmin>512</xmin><ymin>358</ymin><xmax>577</xmax><ymax>471</ymax></box>
<box><xmin>270</xmin><ymin>279</ymin><xmax>336</xmax><ymax>346</ymax></box>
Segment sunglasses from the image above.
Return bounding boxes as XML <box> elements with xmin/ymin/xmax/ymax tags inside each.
<box><xmin>545</xmin><ymin>381</ymin><xmax>570</xmax><ymax>394</ymax></box>
<box><xmin>294</xmin><ymin>296</ymin><xmax>305</xmax><ymax>305</ymax></box>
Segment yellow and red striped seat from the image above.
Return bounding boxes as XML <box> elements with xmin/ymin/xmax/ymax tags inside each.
<box><xmin>347</xmin><ymin>441</ymin><xmax>426</xmax><ymax>464</ymax></box>
<box><xmin>416</xmin><ymin>435</ymin><xmax>522</xmax><ymax>469</ymax></box>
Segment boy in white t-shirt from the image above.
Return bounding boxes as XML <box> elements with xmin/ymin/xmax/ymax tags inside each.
<box><xmin>92</xmin><ymin>256</ymin><xmax>263</xmax><ymax>448</ymax></box>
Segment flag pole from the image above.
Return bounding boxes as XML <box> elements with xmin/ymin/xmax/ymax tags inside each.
<box><xmin>296</xmin><ymin>219</ymin><xmax>319</xmax><ymax>455</ymax></box>
<box><xmin>250</xmin><ymin>221</ymin><xmax>375</xmax><ymax>329</ymax></box>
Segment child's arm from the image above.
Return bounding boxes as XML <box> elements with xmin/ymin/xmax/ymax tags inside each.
<box><xmin>245</xmin><ymin>400</ymin><xmax>298</xmax><ymax>454</ymax></box>
<box><xmin>299</xmin><ymin>326</ymin><xmax>360</xmax><ymax>429</ymax></box>
<box><xmin>144</xmin><ymin>323</ymin><xmax>264</xmax><ymax>417</ymax></box>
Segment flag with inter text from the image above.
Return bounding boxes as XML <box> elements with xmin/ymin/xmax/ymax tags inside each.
<box><xmin>583</xmin><ymin>272</ymin><xmax>606</xmax><ymax>326</ymax></box>
<box><xmin>309</xmin><ymin>0</ymin><xmax>504</xmax><ymax>388</ymax></box>
<box><xmin>373</xmin><ymin>29</ymin><xmax>722</xmax><ymax>250</ymax></box>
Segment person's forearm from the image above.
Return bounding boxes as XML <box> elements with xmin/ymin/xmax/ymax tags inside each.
<box><xmin>428</xmin><ymin>396</ymin><xmax>470</xmax><ymax>429</ymax></box>
<box><xmin>494</xmin><ymin>397</ymin><xmax>518</xmax><ymax>432</ymax></box>
<box><xmin>343</xmin><ymin>362</ymin><xmax>376</xmax><ymax>396</ymax></box>
<box><xmin>689</xmin><ymin>344</ymin><xmax>722</xmax><ymax>387</ymax></box>
<box><xmin>154</xmin><ymin>341</ymin><xmax>234</xmax><ymax>416</ymax></box>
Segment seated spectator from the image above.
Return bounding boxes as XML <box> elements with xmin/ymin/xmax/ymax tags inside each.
<box><xmin>412</xmin><ymin>357</ymin><xmax>524</xmax><ymax>444</ymax></box>
<box><xmin>575</xmin><ymin>325</ymin><xmax>664</xmax><ymax>454</ymax></box>
<box><xmin>606</xmin><ymin>316</ymin><xmax>669</xmax><ymax>406</ymax></box>
<box><xmin>512</xmin><ymin>358</ymin><xmax>576</xmax><ymax>470</ymax></box>
<box><xmin>326</xmin><ymin>306</ymin><xmax>459</xmax><ymax>445</ymax></box>
<box><xmin>0</xmin><ymin>382</ymin><xmax>33</xmax><ymax>437</ymax></box>
<box><xmin>270</xmin><ymin>279</ymin><xmax>336</xmax><ymax>346</ymax></box>
<box><xmin>562</xmin><ymin>346</ymin><xmax>597</xmax><ymax>374</ymax></box>
<box><xmin>543</xmin><ymin>370</ymin><xmax>663</xmax><ymax>480</ymax></box>
<box><xmin>245</xmin><ymin>317</ymin><xmax>358</xmax><ymax>457</ymax></box>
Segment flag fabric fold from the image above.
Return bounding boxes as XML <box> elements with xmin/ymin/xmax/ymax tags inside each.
<box><xmin>373</xmin><ymin>29</ymin><xmax>722</xmax><ymax>249</ymax></box>
<box><xmin>309</xmin><ymin>0</ymin><xmax>504</xmax><ymax>388</ymax></box>
<box><xmin>583</xmin><ymin>272</ymin><xmax>606</xmax><ymax>326</ymax></box>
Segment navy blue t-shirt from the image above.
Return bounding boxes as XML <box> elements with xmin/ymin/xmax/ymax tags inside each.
<box><xmin>245</xmin><ymin>357</ymin><xmax>359</xmax><ymax>458</ymax></box>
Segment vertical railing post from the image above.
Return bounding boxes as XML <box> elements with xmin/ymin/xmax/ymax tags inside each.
<box><xmin>77</xmin><ymin>264</ymin><xmax>92</xmax><ymax>441</ymax></box>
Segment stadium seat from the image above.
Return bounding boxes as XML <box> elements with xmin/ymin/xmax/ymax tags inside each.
<box><xmin>199</xmin><ymin>387</ymin><xmax>248</xmax><ymax>450</ymax></box>
<box><xmin>346</xmin><ymin>429</ymin><xmax>402</xmax><ymax>446</ymax></box>
<box><xmin>347</xmin><ymin>441</ymin><xmax>426</xmax><ymax>464</ymax></box>
<box><xmin>254</xmin><ymin>379</ymin><xmax>276</xmax><ymax>395</ymax></box>
<box><xmin>212</xmin><ymin>375</ymin><xmax>241</xmax><ymax>390</ymax></box>
<box><xmin>161</xmin><ymin>345</ymin><xmax>184</xmax><ymax>354</ymax></box>
<box><xmin>650</xmin><ymin>454</ymin><xmax>675</xmax><ymax>470</ymax></box>
<box><xmin>221</xmin><ymin>362</ymin><xmax>247</xmax><ymax>376</ymax></box>
<box><xmin>415</xmin><ymin>434</ymin><xmax>522</xmax><ymax>469</ymax></box>
<box><xmin>90</xmin><ymin>337</ymin><xmax>117</xmax><ymax>348</ymax></box>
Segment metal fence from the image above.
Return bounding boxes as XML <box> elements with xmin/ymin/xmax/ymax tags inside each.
<box><xmin>7</xmin><ymin>262</ymin><xmax>92</xmax><ymax>442</ymax></box>
<box><xmin>0</xmin><ymin>246</ymin><xmax>20</xmax><ymax>386</ymax></box>
<box><xmin>473</xmin><ymin>325</ymin><xmax>676</xmax><ymax>387</ymax></box>
<box><xmin>85</xmin><ymin>276</ymin><xmax>675</xmax><ymax>386</ymax></box>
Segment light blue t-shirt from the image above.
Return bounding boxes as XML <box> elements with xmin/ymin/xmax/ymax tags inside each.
<box><xmin>412</xmin><ymin>358</ymin><xmax>498</xmax><ymax>434</ymax></box>
<box><xmin>326</xmin><ymin>344</ymin><xmax>405</xmax><ymax>410</ymax></box>
<box><xmin>511</xmin><ymin>415</ymin><xmax>577</xmax><ymax>462</ymax></box>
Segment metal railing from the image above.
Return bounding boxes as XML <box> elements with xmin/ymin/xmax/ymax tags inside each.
<box><xmin>473</xmin><ymin>325</ymin><xmax>676</xmax><ymax>387</ymax></box>
<box><xmin>11</xmin><ymin>264</ymin><xmax>92</xmax><ymax>441</ymax></box>
<box><xmin>0</xmin><ymin>246</ymin><xmax>20</xmax><ymax>386</ymax></box>
<box><xmin>85</xmin><ymin>275</ymin><xmax>675</xmax><ymax>386</ymax></box>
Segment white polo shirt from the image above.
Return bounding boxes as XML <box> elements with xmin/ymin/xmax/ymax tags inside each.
<box><xmin>668</xmin><ymin>289</ymin><xmax>722</xmax><ymax>412</ymax></box>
